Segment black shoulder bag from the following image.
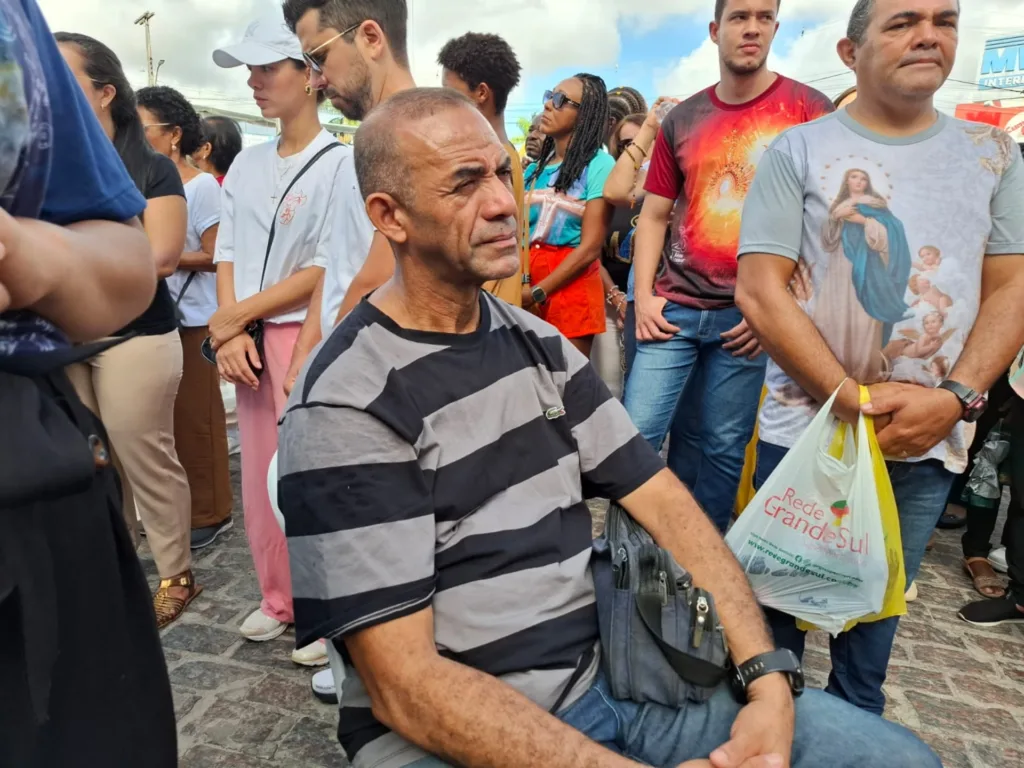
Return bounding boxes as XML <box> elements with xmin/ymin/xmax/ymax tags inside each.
<box><xmin>201</xmin><ymin>142</ymin><xmax>342</xmax><ymax>376</ymax></box>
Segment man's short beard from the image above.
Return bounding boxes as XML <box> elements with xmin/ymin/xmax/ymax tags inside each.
<box><xmin>723</xmin><ymin>54</ymin><xmax>769</xmax><ymax>77</ymax></box>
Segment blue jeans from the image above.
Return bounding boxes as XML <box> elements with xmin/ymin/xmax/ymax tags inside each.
<box><xmin>624</xmin><ymin>303</ymin><xmax>765</xmax><ymax>531</ymax></box>
<box><xmin>408</xmin><ymin>671</ymin><xmax>939</xmax><ymax>767</ymax></box>
<box><xmin>624</xmin><ymin>302</ymin><xmax>702</xmax><ymax>484</ymax></box>
<box><xmin>754</xmin><ymin>440</ymin><xmax>955</xmax><ymax>715</ymax></box>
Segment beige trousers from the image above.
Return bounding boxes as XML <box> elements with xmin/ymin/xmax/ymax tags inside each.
<box><xmin>67</xmin><ymin>331</ymin><xmax>192</xmax><ymax>578</ymax></box>
<box><xmin>591</xmin><ymin>303</ymin><xmax>624</xmax><ymax>400</ymax></box>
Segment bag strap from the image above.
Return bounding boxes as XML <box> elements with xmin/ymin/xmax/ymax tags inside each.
<box><xmin>634</xmin><ymin>591</ymin><xmax>729</xmax><ymax>689</ymax></box>
<box><xmin>548</xmin><ymin>642</ymin><xmax>596</xmax><ymax>715</ymax></box>
<box><xmin>259</xmin><ymin>142</ymin><xmax>343</xmax><ymax>292</ymax></box>
<box><xmin>175</xmin><ymin>272</ymin><xmax>198</xmax><ymax>308</ymax></box>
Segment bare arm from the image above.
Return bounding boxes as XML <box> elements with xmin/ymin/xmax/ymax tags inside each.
<box><xmin>177</xmin><ymin>223</ymin><xmax>218</xmax><ymax>272</ymax></box>
<box><xmin>603</xmin><ymin>129</ymin><xmax>656</xmax><ymax>206</ymax></box>
<box><xmin>144</xmin><ymin>195</ymin><xmax>187</xmax><ymax>279</ymax></box>
<box><xmin>526</xmin><ymin>199</ymin><xmax>611</xmax><ymax>307</ymax></box>
<box><xmin>632</xmin><ymin>194</ymin><xmax>682</xmax><ymax>342</ymax></box>
<box><xmin>735</xmin><ymin>254</ymin><xmax>861</xmax><ymax>420</ymax></box>
<box><xmin>215</xmin><ymin>261</ymin><xmax>237</xmax><ymax>309</ymax></box>
<box><xmin>334</xmin><ymin>231</ymin><xmax>394</xmax><ymax>325</ymax></box>
<box><xmin>7</xmin><ymin>214</ymin><xmax>156</xmax><ymax>342</ymax></box>
<box><xmin>948</xmin><ymin>255</ymin><xmax>1024</xmax><ymax>392</ymax></box>
<box><xmin>346</xmin><ymin>609</ymin><xmax>639</xmax><ymax>768</ymax></box>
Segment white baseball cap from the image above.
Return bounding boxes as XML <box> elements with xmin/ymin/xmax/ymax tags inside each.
<box><xmin>212</xmin><ymin>14</ymin><xmax>304</xmax><ymax>69</ymax></box>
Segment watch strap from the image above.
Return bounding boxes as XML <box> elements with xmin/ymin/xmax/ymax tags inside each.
<box><xmin>731</xmin><ymin>649</ymin><xmax>804</xmax><ymax>703</ymax></box>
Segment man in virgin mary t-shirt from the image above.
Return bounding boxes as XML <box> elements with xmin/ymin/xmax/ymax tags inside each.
<box><xmin>624</xmin><ymin>0</ymin><xmax>833</xmax><ymax>533</ymax></box>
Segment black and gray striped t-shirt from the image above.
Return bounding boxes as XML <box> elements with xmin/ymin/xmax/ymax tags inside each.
<box><xmin>278</xmin><ymin>293</ymin><xmax>664</xmax><ymax>767</ymax></box>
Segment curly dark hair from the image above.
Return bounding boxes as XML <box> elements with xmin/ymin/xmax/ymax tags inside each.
<box><xmin>136</xmin><ymin>85</ymin><xmax>203</xmax><ymax>156</ymax></box>
<box><xmin>437</xmin><ymin>32</ymin><xmax>521</xmax><ymax>114</ymax></box>
<box><xmin>528</xmin><ymin>73</ymin><xmax>609</xmax><ymax>196</ymax></box>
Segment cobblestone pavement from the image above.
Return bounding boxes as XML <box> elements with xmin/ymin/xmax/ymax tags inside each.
<box><xmin>144</xmin><ymin>459</ymin><xmax>1024</xmax><ymax>767</ymax></box>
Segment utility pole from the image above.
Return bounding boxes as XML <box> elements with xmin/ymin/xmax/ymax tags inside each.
<box><xmin>134</xmin><ymin>11</ymin><xmax>155</xmax><ymax>86</ymax></box>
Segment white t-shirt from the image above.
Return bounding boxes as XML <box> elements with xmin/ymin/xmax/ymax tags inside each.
<box><xmin>214</xmin><ymin>130</ymin><xmax>350</xmax><ymax>324</ymax></box>
<box><xmin>167</xmin><ymin>173</ymin><xmax>221</xmax><ymax>328</ymax></box>
<box><xmin>319</xmin><ymin>156</ymin><xmax>375</xmax><ymax>339</ymax></box>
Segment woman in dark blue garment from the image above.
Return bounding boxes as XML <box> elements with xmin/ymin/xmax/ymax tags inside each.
<box><xmin>0</xmin><ymin>1</ymin><xmax>176</xmax><ymax>765</ymax></box>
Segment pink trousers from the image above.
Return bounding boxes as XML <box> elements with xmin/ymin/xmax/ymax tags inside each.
<box><xmin>234</xmin><ymin>322</ymin><xmax>301</xmax><ymax>623</ymax></box>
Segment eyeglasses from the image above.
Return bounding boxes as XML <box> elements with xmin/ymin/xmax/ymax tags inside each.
<box><xmin>544</xmin><ymin>90</ymin><xmax>581</xmax><ymax>110</ymax></box>
<box><xmin>618</xmin><ymin>138</ymin><xmax>634</xmax><ymax>153</ymax></box>
<box><xmin>303</xmin><ymin>21</ymin><xmax>363</xmax><ymax>74</ymax></box>
<box><xmin>143</xmin><ymin>122</ymin><xmax>171</xmax><ymax>130</ymax></box>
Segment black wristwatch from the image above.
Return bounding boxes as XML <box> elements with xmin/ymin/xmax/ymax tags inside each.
<box><xmin>531</xmin><ymin>284</ymin><xmax>548</xmax><ymax>305</ymax></box>
<box><xmin>729</xmin><ymin>649</ymin><xmax>804</xmax><ymax>704</ymax></box>
<box><xmin>937</xmin><ymin>379</ymin><xmax>987</xmax><ymax>424</ymax></box>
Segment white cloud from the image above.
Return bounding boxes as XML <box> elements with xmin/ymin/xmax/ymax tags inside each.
<box><xmin>656</xmin><ymin>0</ymin><xmax>1024</xmax><ymax>111</ymax></box>
<box><xmin>35</xmin><ymin>0</ymin><xmax>1024</xmax><ymax>116</ymax></box>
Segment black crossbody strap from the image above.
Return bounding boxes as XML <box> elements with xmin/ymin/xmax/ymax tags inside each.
<box><xmin>259</xmin><ymin>141</ymin><xmax>343</xmax><ymax>292</ymax></box>
<box><xmin>635</xmin><ymin>592</ymin><xmax>729</xmax><ymax>688</ymax></box>
<box><xmin>175</xmin><ymin>272</ymin><xmax>198</xmax><ymax>308</ymax></box>
<box><xmin>549</xmin><ymin>642</ymin><xmax>596</xmax><ymax>715</ymax></box>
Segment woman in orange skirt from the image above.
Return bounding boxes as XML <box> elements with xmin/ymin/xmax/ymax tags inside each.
<box><xmin>523</xmin><ymin>73</ymin><xmax>614</xmax><ymax>357</ymax></box>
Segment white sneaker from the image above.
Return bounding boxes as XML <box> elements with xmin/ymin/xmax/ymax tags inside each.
<box><xmin>292</xmin><ymin>638</ymin><xmax>329</xmax><ymax>667</ymax></box>
<box><xmin>989</xmin><ymin>546</ymin><xmax>1009</xmax><ymax>574</ymax></box>
<box><xmin>905</xmin><ymin>581</ymin><xmax>918</xmax><ymax>602</ymax></box>
<box><xmin>311</xmin><ymin>667</ymin><xmax>337</xmax><ymax>704</ymax></box>
<box><xmin>239</xmin><ymin>608</ymin><xmax>288</xmax><ymax>642</ymax></box>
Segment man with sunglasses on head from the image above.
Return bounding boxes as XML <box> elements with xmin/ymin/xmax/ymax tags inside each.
<box><xmin>624</xmin><ymin>0</ymin><xmax>833</xmax><ymax>534</ymax></box>
<box><xmin>282</xmin><ymin>0</ymin><xmax>415</xmax><ymax>396</ymax></box>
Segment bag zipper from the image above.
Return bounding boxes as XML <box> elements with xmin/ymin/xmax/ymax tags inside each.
<box><xmin>692</xmin><ymin>594</ymin><xmax>709</xmax><ymax>649</ymax></box>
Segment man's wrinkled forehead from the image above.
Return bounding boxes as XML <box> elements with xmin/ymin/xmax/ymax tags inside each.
<box><xmin>396</xmin><ymin>110</ymin><xmax>503</xmax><ymax>177</ymax></box>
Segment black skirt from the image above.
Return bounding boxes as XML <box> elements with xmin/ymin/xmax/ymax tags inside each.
<box><xmin>0</xmin><ymin>350</ymin><xmax>176</xmax><ymax>767</ymax></box>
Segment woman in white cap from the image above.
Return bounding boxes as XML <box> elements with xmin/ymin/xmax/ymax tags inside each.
<box><xmin>210</xmin><ymin>12</ymin><xmax>350</xmax><ymax>668</ymax></box>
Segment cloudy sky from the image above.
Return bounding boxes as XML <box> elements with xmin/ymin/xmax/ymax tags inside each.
<box><xmin>37</xmin><ymin>0</ymin><xmax>1024</xmax><ymax>133</ymax></box>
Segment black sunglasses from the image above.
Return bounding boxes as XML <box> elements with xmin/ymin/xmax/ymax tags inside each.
<box><xmin>544</xmin><ymin>89</ymin><xmax>581</xmax><ymax>110</ymax></box>
<box><xmin>303</xmin><ymin>21</ymin><xmax>362</xmax><ymax>74</ymax></box>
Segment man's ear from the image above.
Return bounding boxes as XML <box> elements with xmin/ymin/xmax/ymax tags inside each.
<box><xmin>477</xmin><ymin>82</ymin><xmax>493</xmax><ymax>111</ymax></box>
<box><xmin>837</xmin><ymin>37</ymin><xmax>857</xmax><ymax>70</ymax></box>
<box><xmin>366</xmin><ymin>192</ymin><xmax>408</xmax><ymax>245</ymax></box>
<box><xmin>358</xmin><ymin>20</ymin><xmax>388</xmax><ymax>63</ymax></box>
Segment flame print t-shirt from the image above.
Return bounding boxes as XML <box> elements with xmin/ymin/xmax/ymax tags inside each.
<box><xmin>737</xmin><ymin>110</ymin><xmax>1024</xmax><ymax>473</ymax></box>
<box><xmin>644</xmin><ymin>75</ymin><xmax>833</xmax><ymax>309</ymax></box>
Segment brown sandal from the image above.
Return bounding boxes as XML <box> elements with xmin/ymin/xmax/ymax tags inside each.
<box><xmin>964</xmin><ymin>557</ymin><xmax>1006</xmax><ymax>599</ymax></box>
<box><xmin>154</xmin><ymin>571</ymin><xmax>203</xmax><ymax>629</ymax></box>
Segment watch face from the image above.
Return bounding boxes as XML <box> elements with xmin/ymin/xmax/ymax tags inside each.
<box><xmin>963</xmin><ymin>398</ymin><xmax>987</xmax><ymax>423</ymax></box>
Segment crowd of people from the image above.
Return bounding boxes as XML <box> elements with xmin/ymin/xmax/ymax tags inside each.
<box><xmin>2</xmin><ymin>0</ymin><xmax>1023</xmax><ymax>766</ymax></box>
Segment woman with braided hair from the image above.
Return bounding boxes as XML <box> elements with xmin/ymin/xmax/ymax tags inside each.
<box><xmin>524</xmin><ymin>73</ymin><xmax>613</xmax><ymax>357</ymax></box>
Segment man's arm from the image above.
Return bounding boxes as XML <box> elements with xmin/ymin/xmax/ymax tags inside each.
<box><xmin>736</xmin><ymin>254</ymin><xmax>860</xmax><ymax>422</ymax></box>
<box><xmin>334</xmin><ymin>231</ymin><xmax>394</xmax><ymax>325</ymax></box>
<box><xmin>345</xmin><ymin>610</ymin><xmax>639</xmax><ymax>768</ymax></box>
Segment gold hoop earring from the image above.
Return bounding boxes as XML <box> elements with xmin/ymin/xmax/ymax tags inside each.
<box><xmin>305</xmin><ymin>84</ymin><xmax>313</xmax><ymax>96</ymax></box>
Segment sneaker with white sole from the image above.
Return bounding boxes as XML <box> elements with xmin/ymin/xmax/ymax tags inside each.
<box><xmin>292</xmin><ymin>638</ymin><xmax>329</xmax><ymax>667</ymax></box>
<box><xmin>311</xmin><ymin>667</ymin><xmax>337</xmax><ymax>704</ymax></box>
<box><xmin>239</xmin><ymin>608</ymin><xmax>288</xmax><ymax>642</ymax></box>
<box><xmin>989</xmin><ymin>546</ymin><xmax>1009</xmax><ymax>574</ymax></box>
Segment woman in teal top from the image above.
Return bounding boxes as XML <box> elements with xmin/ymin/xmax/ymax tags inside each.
<box><xmin>524</xmin><ymin>73</ymin><xmax>614</xmax><ymax>357</ymax></box>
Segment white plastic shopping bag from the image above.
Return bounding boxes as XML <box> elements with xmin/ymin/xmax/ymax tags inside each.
<box><xmin>725</xmin><ymin>385</ymin><xmax>888</xmax><ymax>635</ymax></box>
